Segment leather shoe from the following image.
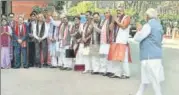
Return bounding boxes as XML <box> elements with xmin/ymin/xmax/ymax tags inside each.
<box><xmin>60</xmin><ymin>67</ymin><xmax>67</xmax><ymax>70</ymax></box>
<box><xmin>91</xmin><ymin>72</ymin><xmax>99</xmax><ymax>75</ymax></box>
<box><xmin>109</xmin><ymin>75</ymin><xmax>121</xmax><ymax>78</ymax></box>
<box><xmin>66</xmin><ymin>68</ymin><xmax>72</xmax><ymax>71</ymax></box>
<box><xmin>120</xmin><ymin>75</ymin><xmax>130</xmax><ymax>79</ymax></box>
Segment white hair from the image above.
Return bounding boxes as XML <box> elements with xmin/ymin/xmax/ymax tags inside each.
<box><xmin>145</xmin><ymin>8</ymin><xmax>158</xmax><ymax>18</ymax></box>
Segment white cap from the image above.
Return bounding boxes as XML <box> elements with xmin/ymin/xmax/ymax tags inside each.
<box><xmin>146</xmin><ymin>8</ymin><xmax>158</xmax><ymax>18</ymax></box>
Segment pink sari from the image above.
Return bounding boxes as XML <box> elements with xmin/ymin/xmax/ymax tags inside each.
<box><xmin>1</xmin><ymin>26</ymin><xmax>11</xmax><ymax>68</ymax></box>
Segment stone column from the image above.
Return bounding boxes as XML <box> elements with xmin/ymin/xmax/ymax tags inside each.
<box><xmin>6</xmin><ymin>1</ymin><xmax>12</xmax><ymax>13</ymax></box>
<box><xmin>0</xmin><ymin>1</ymin><xmax>2</xmax><ymax>15</ymax></box>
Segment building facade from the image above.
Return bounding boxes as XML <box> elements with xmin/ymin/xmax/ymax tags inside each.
<box><xmin>1</xmin><ymin>0</ymin><xmax>47</xmax><ymax>19</ymax></box>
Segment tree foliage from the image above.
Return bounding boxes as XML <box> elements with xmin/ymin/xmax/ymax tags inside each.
<box><xmin>68</xmin><ymin>1</ymin><xmax>94</xmax><ymax>16</ymax></box>
<box><xmin>32</xmin><ymin>6</ymin><xmax>42</xmax><ymax>13</ymax></box>
<box><xmin>48</xmin><ymin>0</ymin><xmax>65</xmax><ymax>13</ymax></box>
<box><xmin>55</xmin><ymin>1</ymin><xmax>65</xmax><ymax>11</ymax></box>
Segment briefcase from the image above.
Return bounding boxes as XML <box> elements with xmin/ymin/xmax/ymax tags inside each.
<box><xmin>65</xmin><ymin>49</ymin><xmax>76</xmax><ymax>58</ymax></box>
<box><xmin>74</xmin><ymin>64</ymin><xmax>85</xmax><ymax>71</ymax></box>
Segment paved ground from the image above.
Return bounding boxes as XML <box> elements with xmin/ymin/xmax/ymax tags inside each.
<box><xmin>162</xmin><ymin>39</ymin><xmax>179</xmax><ymax>49</ymax></box>
<box><xmin>1</xmin><ymin>42</ymin><xmax>179</xmax><ymax>95</ymax></box>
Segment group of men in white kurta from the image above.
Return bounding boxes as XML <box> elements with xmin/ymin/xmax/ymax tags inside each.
<box><xmin>34</xmin><ymin>7</ymin><xmax>133</xmax><ymax>79</ymax></box>
<box><xmin>29</xmin><ymin>6</ymin><xmax>164</xmax><ymax>95</ymax></box>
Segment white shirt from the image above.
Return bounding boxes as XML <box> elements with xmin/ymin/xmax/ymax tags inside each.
<box><xmin>116</xmin><ymin>16</ymin><xmax>130</xmax><ymax>44</ymax></box>
<box><xmin>8</xmin><ymin>26</ymin><xmax>12</xmax><ymax>35</ymax></box>
<box><xmin>49</xmin><ymin>25</ymin><xmax>58</xmax><ymax>40</ymax></box>
<box><xmin>41</xmin><ymin>22</ymin><xmax>50</xmax><ymax>40</ymax></box>
<box><xmin>49</xmin><ymin>16</ymin><xmax>61</xmax><ymax>27</ymax></box>
<box><xmin>19</xmin><ymin>25</ymin><xmax>22</xmax><ymax>33</ymax></box>
<box><xmin>33</xmin><ymin>22</ymin><xmax>45</xmax><ymax>40</ymax></box>
<box><xmin>5</xmin><ymin>26</ymin><xmax>12</xmax><ymax>35</ymax></box>
<box><xmin>38</xmin><ymin>24</ymin><xmax>42</xmax><ymax>37</ymax></box>
<box><xmin>134</xmin><ymin>23</ymin><xmax>151</xmax><ymax>42</ymax></box>
<box><xmin>33</xmin><ymin>23</ymin><xmax>38</xmax><ymax>40</ymax></box>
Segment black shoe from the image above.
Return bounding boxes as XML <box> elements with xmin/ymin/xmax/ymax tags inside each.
<box><xmin>60</xmin><ymin>67</ymin><xmax>67</xmax><ymax>70</ymax></box>
<box><xmin>66</xmin><ymin>68</ymin><xmax>72</xmax><ymax>71</ymax></box>
<box><xmin>23</xmin><ymin>64</ymin><xmax>29</xmax><ymax>68</ymax></box>
<box><xmin>38</xmin><ymin>64</ymin><xmax>41</xmax><ymax>68</ymax></box>
<box><xmin>28</xmin><ymin>63</ymin><xmax>33</xmax><ymax>67</ymax></box>
<box><xmin>24</xmin><ymin>67</ymin><xmax>29</xmax><ymax>69</ymax></box>
<box><xmin>43</xmin><ymin>64</ymin><xmax>48</xmax><ymax>68</ymax></box>
<box><xmin>58</xmin><ymin>66</ymin><xmax>63</xmax><ymax>69</ymax></box>
<box><xmin>120</xmin><ymin>75</ymin><xmax>130</xmax><ymax>79</ymax></box>
<box><xmin>91</xmin><ymin>72</ymin><xmax>99</xmax><ymax>75</ymax></box>
<box><xmin>102</xmin><ymin>72</ymin><xmax>114</xmax><ymax>77</ymax></box>
<box><xmin>50</xmin><ymin>66</ymin><xmax>56</xmax><ymax>68</ymax></box>
<box><xmin>109</xmin><ymin>75</ymin><xmax>121</xmax><ymax>79</ymax></box>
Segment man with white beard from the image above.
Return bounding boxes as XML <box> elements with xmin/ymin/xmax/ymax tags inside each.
<box><xmin>134</xmin><ymin>8</ymin><xmax>164</xmax><ymax>95</ymax></box>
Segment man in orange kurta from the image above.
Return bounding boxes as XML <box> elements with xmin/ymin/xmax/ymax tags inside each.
<box><xmin>108</xmin><ymin>7</ymin><xmax>132</xmax><ymax>79</ymax></box>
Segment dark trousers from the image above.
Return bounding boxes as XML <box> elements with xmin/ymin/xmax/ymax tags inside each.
<box><xmin>28</xmin><ymin>42</ymin><xmax>35</xmax><ymax>67</ymax></box>
<box><xmin>35</xmin><ymin>39</ymin><xmax>48</xmax><ymax>66</ymax></box>
<box><xmin>11</xmin><ymin>46</ymin><xmax>15</xmax><ymax>68</ymax></box>
<box><xmin>14</xmin><ymin>46</ymin><xmax>27</xmax><ymax>68</ymax></box>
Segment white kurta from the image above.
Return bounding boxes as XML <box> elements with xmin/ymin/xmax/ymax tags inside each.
<box><xmin>141</xmin><ymin>59</ymin><xmax>164</xmax><ymax>84</ymax></box>
<box><xmin>49</xmin><ymin>25</ymin><xmax>58</xmax><ymax>66</ymax></box>
<box><xmin>134</xmin><ymin>23</ymin><xmax>165</xmax><ymax>84</ymax></box>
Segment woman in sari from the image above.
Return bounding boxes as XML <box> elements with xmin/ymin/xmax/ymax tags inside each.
<box><xmin>1</xmin><ymin>19</ymin><xmax>12</xmax><ymax>69</ymax></box>
<box><xmin>70</xmin><ymin>16</ymin><xmax>84</xmax><ymax>71</ymax></box>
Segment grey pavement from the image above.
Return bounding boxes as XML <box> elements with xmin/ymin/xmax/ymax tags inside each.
<box><xmin>1</xmin><ymin>43</ymin><xmax>179</xmax><ymax>95</ymax></box>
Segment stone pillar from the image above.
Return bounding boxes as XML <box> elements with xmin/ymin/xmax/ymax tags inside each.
<box><xmin>6</xmin><ymin>1</ymin><xmax>12</xmax><ymax>13</ymax></box>
<box><xmin>0</xmin><ymin>1</ymin><xmax>2</xmax><ymax>15</ymax></box>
